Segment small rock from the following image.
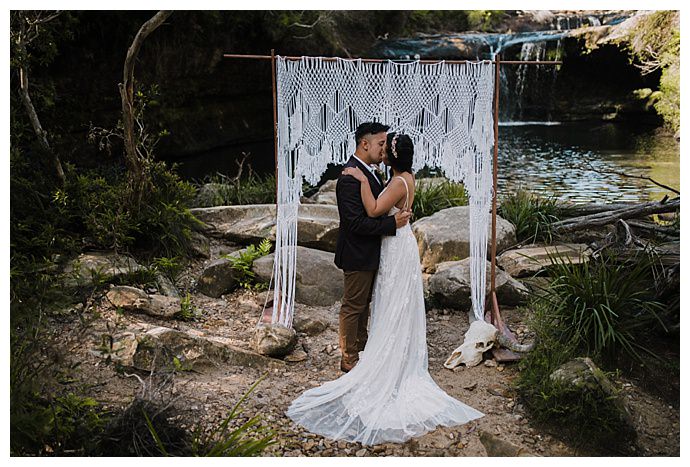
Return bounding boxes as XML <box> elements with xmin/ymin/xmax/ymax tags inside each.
<box><xmin>479</xmin><ymin>431</ymin><xmax>531</xmax><ymax>456</ymax></box>
<box><xmin>252</xmin><ymin>323</ymin><xmax>297</xmax><ymax>357</ymax></box>
<box><xmin>285</xmin><ymin>349</ymin><xmax>308</xmax><ymax>363</ymax></box>
<box><xmin>356</xmin><ymin>448</ymin><xmax>367</xmax><ymax>457</ymax></box>
<box><xmin>487</xmin><ymin>384</ymin><xmax>512</xmax><ymax>398</ymax></box>
<box><xmin>463</xmin><ymin>382</ymin><xmax>478</xmax><ymax>391</ymax></box>
<box><xmin>484</xmin><ymin>359</ymin><xmax>497</xmax><ymax>367</ymax></box>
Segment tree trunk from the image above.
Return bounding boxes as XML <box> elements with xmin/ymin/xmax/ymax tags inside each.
<box><xmin>16</xmin><ymin>19</ymin><xmax>66</xmax><ymax>186</ymax></box>
<box><xmin>119</xmin><ymin>10</ymin><xmax>172</xmax><ymax>205</ymax></box>
<box><xmin>551</xmin><ymin>197</ymin><xmax>680</xmax><ymax>234</ymax></box>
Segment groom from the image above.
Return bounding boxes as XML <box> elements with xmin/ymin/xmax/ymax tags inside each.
<box><xmin>334</xmin><ymin>122</ymin><xmax>412</xmax><ymax>373</ymax></box>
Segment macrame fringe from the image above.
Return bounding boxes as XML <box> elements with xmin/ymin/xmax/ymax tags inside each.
<box><xmin>271</xmin><ymin>56</ymin><xmax>495</xmax><ymax>327</ymax></box>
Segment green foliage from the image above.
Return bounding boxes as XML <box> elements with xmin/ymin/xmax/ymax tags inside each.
<box><xmin>141</xmin><ymin>375</ymin><xmax>276</xmax><ymax>457</ymax></box>
<box><xmin>406</xmin><ymin>11</ymin><xmax>470</xmax><ymax>33</ymax></box>
<box><xmin>532</xmin><ymin>248</ymin><xmax>668</xmax><ymax>363</ymax></box>
<box><xmin>189</xmin><ymin>375</ymin><xmax>276</xmax><ymax>456</ymax></box>
<box><xmin>498</xmin><ymin>188</ymin><xmax>563</xmax><ymax>243</ymax></box>
<box><xmin>50</xmin><ymin>160</ymin><xmax>202</xmax><ymax>258</ymax></box>
<box><xmin>515</xmin><ymin>303</ymin><xmax>634</xmax><ymax>452</ymax></box>
<box><xmin>466</xmin><ymin>10</ymin><xmax>506</xmax><ymax>32</ymax></box>
<box><xmin>135</xmin><ymin>160</ymin><xmax>204</xmax><ymax>257</ymax></box>
<box><xmin>175</xmin><ymin>292</ymin><xmax>200</xmax><ymax>321</ymax></box>
<box><xmin>11</xmin><ymin>389</ymin><xmax>112</xmax><ymax>456</ymax></box>
<box><xmin>226</xmin><ymin>239</ymin><xmax>273</xmax><ymax>290</ymax></box>
<box><xmin>621</xmin><ymin>11</ymin><xmax>680</xmax><ymax>132</ymax></box>
<box><xmin>194</xmin><ymin>171</ymin><xmax>276</xmax><ymax>207</ymax></box>
<box><xmin>151</xmin><ymin>256</ymin><xmax>184</xmax><ymax>282</ymax></box>
<box><xmin>412</xmin><ymin>179</ymin><xmax>468</xmax><ymax>221</ymax></box>
<box><xmin>656</xmin><ymin>58</ymin><xmax>680</xmax><ymax>133</ymax></box>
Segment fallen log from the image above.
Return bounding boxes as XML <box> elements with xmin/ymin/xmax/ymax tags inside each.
<box><xmin>560</xmin><ymin>202</ymin><xmax>639</xmax><ymax>217</ymax></box>
<box><xmin>551</xmin><ymin>196</ymin><xmax>680</xmax><ymax>234</ymax></box>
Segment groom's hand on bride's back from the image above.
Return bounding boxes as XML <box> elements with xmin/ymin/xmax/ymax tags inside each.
<box><xmin>394</xmin><ymin>209</ymin><xmax>412</xmax><ymax>228</ymax></box>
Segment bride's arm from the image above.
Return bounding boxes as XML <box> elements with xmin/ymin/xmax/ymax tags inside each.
<box><xmin>342</xmin><ymin>168</ymin><xmax>406</xmax><ymax>217</ymax></box>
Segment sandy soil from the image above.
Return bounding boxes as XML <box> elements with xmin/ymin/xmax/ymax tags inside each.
<box><xmin>42</xmin><ymin>259</ymin><xmax>679</xmax><ymax>458</ymax></box>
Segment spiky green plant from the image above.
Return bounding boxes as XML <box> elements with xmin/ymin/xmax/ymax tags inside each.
<box><xmin>498</xmin><ymin>188</ymin><xmax>563</xmax><ymax>243</ymax></box>
<box><xmin>412</xmin><ymin>179</ymin><xmax>468</xmax><ymax>221</ymax></box>
<box><xmin>145</xmin><ymin>374</ymin><xmax>276</xmax><ymax>457</ymax></box>
<box><xmin>533</xmin><ymin>248</ymin><xmax>668</xmax><ymax>363</ymax></box>
<box><xmin>515</xmin><ymin>299</ymin><xmax>635</xmax><ymax>452</ymax></box>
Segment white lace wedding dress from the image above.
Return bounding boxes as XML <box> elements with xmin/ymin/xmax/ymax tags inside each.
<box><xmin>286</xmin><ymin>176</ymin><xmax>485</xmax><ymax>446</ymax></box>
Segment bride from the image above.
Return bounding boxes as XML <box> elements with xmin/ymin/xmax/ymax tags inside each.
<box><xmin>286</xmin><ymin>132</ymin><xmax>484</xmax><ymax>446</ymax></box>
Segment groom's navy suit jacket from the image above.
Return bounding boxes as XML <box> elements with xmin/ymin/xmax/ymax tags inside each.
<box><xmin>334</xmin><ymin>156</ymin><xmax>397</xmax><ymax>271</ymax></box>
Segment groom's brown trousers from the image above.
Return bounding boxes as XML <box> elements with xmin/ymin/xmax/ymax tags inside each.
<box><xmin>339</xmin><ymin>270</ymin><xmax>376</xmax><ymax>366</ymax></box>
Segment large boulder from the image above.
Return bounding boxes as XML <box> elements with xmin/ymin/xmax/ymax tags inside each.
<box><xmin>129</xmin><ymin>325</ymin><xmax>282</xmax><ymax>371</ymax></box>
<box><xmin>412</xmin><ymin>206</ymin><xmax>516</xmax><ymax>272</ymax></box>
<box><xmin>190</xmin><ymin>204</ymin><xmax>339</xmax><ymax>252</ymax></box>
<box><xmin>196</xmin><ymin>248</ymin><xmax>248</xmax><ymax>298</ymax></box>
<box><xmin>303</xmin><ymin>179</ymin><xmax>337</xmax><ymax>205</ymax></box>
<box><xmin>252</xmin><ymin>246</ymin><xmax>343</xmax><ymax>306</ymax></box>
<box><xmin>497</xmin><ymin>243</ymin><xmax>592</xmax><ymax>277</ymax></box>
<box><xmin>90</xmin><ymin>324</ymin><xmax>283</xmax><ymax>371</ymax></box>
<box><xmin>188</xmin><ymin>231</ymin><xmax>211</xmax><ymax>259</ymax></box>
<box><xmin>293</xmin><ymin>306</ymin><xmax>336</xmax><ymax>335</ymax></box>
<box><xmin>61</xmin><ymin>251</ymin><xmax>143</xmax><ymax>288</ymax></box>
<box><xmin>428</xmin><ymin>258</ymin><xmax>529</xmax><ymax>310</ymax></box>
<box><xmin>106</xmin><ymin>286</ymin><xmax>180</xmax><ymax>318</ymax></box>
<box><xmin>550</xmin><ymin>357</ymin><xmax>635</xmax><ymax>431</ymax></box>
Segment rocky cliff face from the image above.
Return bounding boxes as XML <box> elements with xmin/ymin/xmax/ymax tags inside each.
<box><xmin>27</xmin><ymin>11</ymin><xmax>670</xmax><ymax>178</ymax></box>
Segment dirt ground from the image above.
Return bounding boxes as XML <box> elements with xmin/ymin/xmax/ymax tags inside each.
<box><xmin>43</xmin><ymin>253</ymin><xmax>680</xmax><ymax>457</ymax></box>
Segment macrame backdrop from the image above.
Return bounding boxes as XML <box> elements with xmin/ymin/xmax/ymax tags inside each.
<box><xmin>270</xmin><ymin>56</ymin><xmax>495</xmax><ymax>328</ymax></box>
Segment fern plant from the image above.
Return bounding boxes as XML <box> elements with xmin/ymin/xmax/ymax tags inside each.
<box><xmin>225</xmin><ymin>239</ymin><xmax>273</xmax><ymax>290</ymax></box>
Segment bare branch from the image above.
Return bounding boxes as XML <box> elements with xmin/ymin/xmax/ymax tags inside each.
<box><xmin>582</xmin><ymin>160</ymin><xmax>680</xmax><ymax>195</ymax></box>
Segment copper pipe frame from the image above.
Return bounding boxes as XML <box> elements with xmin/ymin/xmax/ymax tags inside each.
<box><xmin>269</xmin><ymin>49</ymin><xmax>284</xmax><ymax>325</ymax></box>
<box><xmin>224</xmin><ymin>53</ymin><xmax>561</xmax><ymax>66</ymax></box>
<box><xmin>490</xmin><ymin>54</ymin><xmax>500</xmax><ymax>326</ymax></box>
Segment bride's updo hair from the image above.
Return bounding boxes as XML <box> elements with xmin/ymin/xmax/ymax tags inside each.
<box><xmin>386</xmin><ymin>132</ymin><xmax>414</xmax><ymax>173</ymax></box>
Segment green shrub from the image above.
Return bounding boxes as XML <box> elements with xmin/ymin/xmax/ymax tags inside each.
<box><xmin>194</xmin><ymin>172</ymin><xmax>276</xmax><ymax>207</ymax></box>
<box><xmin>188</xmin><ymin>375</ymin><xmax>276</xmax><ymax>456</ymax></box>
<box><xmin>534</xmin><ymin>248</ymin><xmax>667</xmax><ymax>363</ymax></box>
<box><xmin>515</xmin><ymin>303</ymin><xmax>634</xmax><ymax>452</ymax></box>
<box><xmin>11</xmin><ymin>389</ymin><xmax>113</xmax><ymax>456</ymax></box>
<box><xmin>498</xmin><ymin>188</ymin><xmax>562</xmax><ymax>243</ymax></box>
<box><xmin>412</xmin><ymin>179</ymin><xmax>468</xmax><ymax>221</ymax></box>
<box><xmin>151</xmin><ymin>256</ymin><xmax>184</xmax><ymax>282</ymax></box>
<box><xmin>621</xmin><ymin>11</ymin><xmax>680</xmax><ymax>132</ymax></box>
<box><xmin>143</xmin><ymin>375</ymin><xmax>276</xmax><ymax>457</ymax></box>
<box><xmin>225</xmin><ymin>239</ymin><xmax>273</xmax><ymax>290</ymax></box>
<box><xmin>175</xmin><ymin>292</ymin><xmax>200</xmax><ymax>321</ymax></box>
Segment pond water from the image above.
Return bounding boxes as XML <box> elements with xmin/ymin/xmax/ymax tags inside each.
<box><xmin>176</xmin><ymin>121</ymin><xmax>679</xmax><ymax>205</ymax></box>
<box><xmin>495</xmin><ymin>121</ymin><xmax>680</xmax><ymax>203</ymax></box>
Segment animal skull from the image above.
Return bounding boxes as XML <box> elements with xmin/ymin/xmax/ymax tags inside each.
<box><xmin>444</xmin><ymin>320</ymin><xmax>498</xmax><ymax>369</ymax></box>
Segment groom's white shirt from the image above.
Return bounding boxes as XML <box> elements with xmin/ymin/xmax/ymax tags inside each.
<box><xmin>352</xmin><ymin>154</ymin><xmax>381</xmax><ymax>186</ymax></box>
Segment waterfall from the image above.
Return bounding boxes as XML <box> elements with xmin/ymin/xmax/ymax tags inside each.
<box><xmin>373</xmin><ymin>11</ymin><xmax>630</xmax><ymax>122</ymax></box>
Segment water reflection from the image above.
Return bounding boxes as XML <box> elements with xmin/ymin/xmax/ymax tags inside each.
<box><xmin>177</xmin><ymin>122</ymin><xmax>679</xmax><ymax>205</ymax></box>
<box><xmin>497</xmin><ymin>122</ymin><xmax>680</xmax><ymax>203</ymax></box>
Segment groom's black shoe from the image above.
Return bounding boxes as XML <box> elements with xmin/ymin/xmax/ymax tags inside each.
<box><xmin>340</xmin><ymin>359</ymin><xmax>357</xmax><ymax>373</ymax></box>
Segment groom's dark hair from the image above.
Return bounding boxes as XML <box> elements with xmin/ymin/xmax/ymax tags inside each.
<box><xmin>355</xmin><ymin>122</ymin><xmax>390</xmax><ymax>145</ymax></box>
